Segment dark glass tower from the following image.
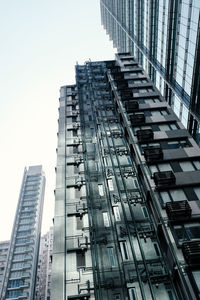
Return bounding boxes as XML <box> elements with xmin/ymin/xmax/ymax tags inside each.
<box><xmin>51</xmin><ymin>54</ymin><xmax>200</xmax><ymax>300</ymax></box>
<box><xmin>100</xmin><ymin>0</ymin><xmax>200</xmax><ymax>143</ymax></box>
<box><xmin>1</xmin><ymin>165</ymin><xmax>45</xmax><ymax>300</ymax></box>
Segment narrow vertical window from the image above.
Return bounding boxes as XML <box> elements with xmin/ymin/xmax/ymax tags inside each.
<box><xmin>113</xmin><ymin>206</ymin><xmax>121</xmax><ymax>221</ymax></box>
<box><xmin>153</xmin><ymin>243</ymin><xmax>160</xmax><ymax>256</ymax></box>
<box><xmin>129</xmin><ymin>288</ymin><xmax>137</xmax><ymax>300</ymax></box>
<box><xmin>167</xmin><ymin>290</ymin><xmax>175</xmax><ymax>300</ymax></box>
<box><xmin>103</xmin><ymin>212</ymin><xmax>110</xmax><ymax>227</ymax></box>
<box><xmin>108</xmin><ymin>178</ymin><xmax>114</xmax><ymax>191</ymax></box>
<box><xmin>121</xmin><ymin>241</ymin><xmax>129</xmax><ymax>260</ymax></box>
<box><xmin>98</xmin><ymin>184</ymin><xmax>104</xmax><ymax>196</ymax></box>
<box><xmin>141</xmin><ymin>207</ymin><xmax>148</xmax><ymax>218</ymax></box>
<box><xmin>76</xmin><ymin>251</ymin><xmax>85</xmax><ymax>268</ymax></box>
<box><xmin>108</xmin><ymin>247</ymin><xmax>115</xmax><ymax>266</ymax></box>
<box><xmin>76</xmin><ymin>217</ymin><xmax>83</xmax><ymax>230</ymax></box>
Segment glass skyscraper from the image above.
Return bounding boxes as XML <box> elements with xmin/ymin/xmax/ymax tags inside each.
<box><xmin>51</xmin><ymin>54</ymin><xmax>200</xmax><ymax>300</ymax></box>
<box><xmin>100</xmin><ymin>0</ymin><xmax>200</xmax><ymax>143</ymax></box>
<box><xmin>0</xmin><ymin>165</ymin><xmax>45</xmax><ymax>300</ymax></box>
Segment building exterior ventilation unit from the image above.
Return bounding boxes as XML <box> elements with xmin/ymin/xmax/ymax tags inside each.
<box><xmin>51</xmin><ymin>53</ymin><xmax>200</xmax><ymax>300</ymax></box>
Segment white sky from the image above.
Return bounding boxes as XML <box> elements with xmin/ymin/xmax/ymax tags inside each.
<box><xmin>0</xmin><ymin>0</ymin><xmax>116</xmax><ymax>241</ymax></box>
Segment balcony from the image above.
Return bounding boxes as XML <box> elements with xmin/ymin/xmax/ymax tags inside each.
<box><xmin>6</xmin><ymin>292</ymin><xmax>28</xmax><ymax>299</ymax></box>
<box><xmin>7</xmin><ymin>282</ymin><xmax>29</xmax><ymax>291</ymax></box>
<box><xmin>136</xmin><ymin>129</ymin><xmax>154</xmax><ymax>143</ymax></box>
<box><xmin>166</xmin><ymin>201</ymin><xmax>192</xmax><ymax>220</ymax></box>
<box><xmin>153</xmin><ymin>171</ymin><xmax>176</xmax><ymax>187</ymax></box>
<box><xmin>144</xmin><ymin>147</ymin><xmax>163</xmax><ymax>162</ymax></box>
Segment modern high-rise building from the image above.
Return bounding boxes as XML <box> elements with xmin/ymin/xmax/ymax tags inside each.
<box><xmin>0</xmin><ymin>165</ymin><xmax>45</xmax><ymax>300</ymax></box>
<box><xmin>51</xmin><ymin>53</ymin><xmax>200</xmax><ymax>299</ymax></box>
<box><xmin>0</xmin><ymin>241</ymin><xmax>9</xmax><ymax>294</ymax></box>
<box><xmin>35</xmin><ymin>227</ymin><xmax>53</xmax><ymax>300</ymax></box>
<box><xmin>100</xmin><ymin>0</ymin><xmax>200</xmax><ymax>143</ymax></box>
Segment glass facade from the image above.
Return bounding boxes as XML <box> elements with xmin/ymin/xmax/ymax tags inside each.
<box><xmin>0</xmin><ymin>166</ymin><xmax>45</xmax><ymax>300</ymax></box>
<box><xmin>100</xmin><ymin>0</ymin><xmax>200</xmax><ymax>143</ymax></box>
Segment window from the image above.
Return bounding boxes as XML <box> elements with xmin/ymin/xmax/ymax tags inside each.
<box><xmin>98</xmin><ymin>184</ymin><xmax>104</xmax><ymax>196</ymax></box>
<box><xmin>167</xmin><ymin>140</ymin><xmax>189</xmax><ymax>149</ymax></box>
<box><xmin>144</xmin><ymin>98</ymin><xmax>161</xmax><ymax>104</ymax></box>
<box><xmin>76</xmin><ymin>217</ymin><xmax>83</xmax><ymax>230</ymax></box>
<box><xmin>151</xmin><ymin>109</ymin><xmax>168</xmax><ymax>116</ymax></box>
<box><xmin>129</xmin><ymin>288</ymin><xmax>138</xmax><ymax>300</ymax></box>
<box><xmin>108</xmin><ymin>178</ymin><xmax>114</xmax><ymax>191</ymax></box>
<box><xmin>194</xmin><ymin>187</ymin><xmax>200</xmax><ymax>200</ymax></box>
<box><xmin>132</xmin><ymin>125</ymin><xmax>151</xmax><ymax>135</ymax></box>
<box><xmin>158</xmin><ymin>123</ymin><xmax>178</xmax><ymax>131</ymax></box>
<box><xmin>141</xmin><ymin>207</ymin><xmax>148</xmax><ymax>218</ymax></box>
<box><xmin>76</xmin><ymin>251</ymin><xmax>85</xmax><ymax>268</ymax></box>
<box><xmin>179</xmin><ymin>160</ymin><xmax>200</xmax><ymax>172</ymax></box>
<box><xmin>113</xmin><ymin>206</ymin><xmax>121</xmax><ymax>221</ymax></box>
<box><xmin>114</xmin><ymin>294</ymin><xmax>121</xmax><ymax>300</ymax></box>
<box><xmin>108</xmin><ymin>247</ymin><xmax>115</xmax><ymax>266</ymax></box>
<box><xmin>159</xmin><ymin>189</ymin><xmax>187</xmax><ymax>204</ymax></box>
<box><xmin>73</xmin><ymin>130</ymin><xmax>77</xmax><ymax>137</ymax></box>
<box><xmin>141</xmin><ymin>140</ymin><xmax>190</xmax><ymax>154</ymax></box>
<box><xmin>173</xmin><ymin>223</ymin><xmax>200</xmax><ymax>243</ymax></box>
<box><xmin>137</xmin><ymin>87</ymin><xmax>154</xmax><ymax>93</ymax></box>
<box><xmin>191</xmin><ymin>270</ymin><xmax>200</xmax><ymax>293</ymax></box>
<box><xmin>194</xmin><ymin>161</ymin><xmax>200</xmax><ymax>170</ymax></box>
<box><xmin>140</xmin><ymin>143</ymin><xmax>160</xmax><ymax>154</ymax></box>
<box><xmin>149</xmin><ymin>163</ymin><xmax>172</xmax><ymax>175</ymax></box>
<box><xmin>103</xmin><ymin>212</ymin><xmax>110</xmax><ymax>227</ymax></box>
<box><xmin>180</xmin><ymin>161</ymin><xmax>195</xmax><ymax>171</ymax></box>
<box><xmin>120</xmin><ymin>242</ymin><xmax>129</xmax><ymax>260</ymax></box>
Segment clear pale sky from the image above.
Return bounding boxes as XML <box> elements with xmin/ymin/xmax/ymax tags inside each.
<box><xmin>0</xmin><ymin>0</ymin><xmax>116</xmax><ymax>241</ymax></box>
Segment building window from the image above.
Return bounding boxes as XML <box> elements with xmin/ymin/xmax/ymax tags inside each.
<box><xmin>150</xmin><ymin>109</ymin><xmax>168</xmax><ymax>116</ymax></box>
<box><xmin>173</xmin><ymin>222</ymin><xmax>200</xmax><ymax>243</ymax></box>
<box><xmin>158</xmin><ymin>123</ymin><xmax>178</xmax><ymax>131</ymax></box>
<box><xmin>140</xmin><ymin>140</ymin><xmax>190</xmax><ymax>154</ymax></box>
<box><xmin>108</xmin><ymin>247</ymin><xmax>115</xmax><ymax>267</ymax></box>
<box><xmin>98</xmin><ymin>184</ymin><xmax>104</xmax><ymax>196</ymax></box>
<box><xmin>149</xmin><ymin>163</ymin><xmax>172</xmax><ymax>176</ymax></box>
<box><xmin>141</xmin><ymin>206</ymin><xmax>148</xmax><ymax>218</ymax></box>
<box><xmin>76</xmin><ymin>217</ymin><xmax>83</xmax><ymax>230</ymax></box>
<box><xmin>76</xmin><ymin>251</ymin><xmax>85</xmax><ymax>268</ymax></box>
<box><xmin>108</xmin><ymin>178</ymin><xmax>114</xmax><ymax>191</ymax></box>
<box><xmin>103</xmin><ymin>212</ymin><xmax>110</xmax><ymax>227</ymax></box>
<box><xmin>132</xmin><ymin>125</ymin><xmax>151</xmax><ymax>135</ymax></box>
<box><xmin>113</xmin><ymin>206</ymin><xmax>121</xmax><ymax>221</ymax></box>
<box><xmin>167</xmin><ymin>140</ymin><xmax>189</xmax><ymax>149</ymax></box>
<box><xmin>194</xmin><ymin>187</ymin><xmax>200</xmax><ymax>200</ymax></box>
<box><xmin>191</xmin><ymin>270</ymin><xmax>200</xmax><ymax>293</ymax></box>
<box><xmin>120</xmin><ymin>241</ymin><xmax>129</xmax><ymax>260</ymax></box>
<box><xmin>140</xmin><ymin>143</ymin><xmax>160</xmax><ymax>154</ymax></box>
<box><xmin>159</xmin><ymin>189</ymin><xmax>187</xmax><ymax>205</ymax></box>
<box><xmin>144</xmin><ymin>98</ymin><xmax>161</xmax><ymax>104</ymax></box>
<box><xmin>128</xmin><ymin>288</ymin><xmax>138</xmax><ymax>300</ymax></box>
